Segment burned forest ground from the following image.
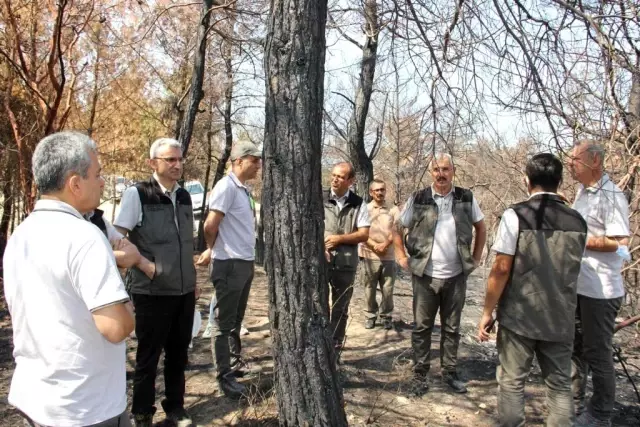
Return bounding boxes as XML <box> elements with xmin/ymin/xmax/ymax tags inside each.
<box><xmin>1</xmin><ymin>264</ymin><xmax>640</xmax><ymax>426</ymax></box>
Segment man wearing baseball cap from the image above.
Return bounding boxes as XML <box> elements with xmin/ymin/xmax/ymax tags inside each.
<box><xmin>200</xmin><ymin>140</ymin><xmax>261</xmax><ymax>399</ymax></box>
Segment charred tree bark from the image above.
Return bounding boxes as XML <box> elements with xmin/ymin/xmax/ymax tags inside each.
<box><xmin>195</xmin><ymin>99</ymin><xmax>216</xmax><ymax>252</ymax></box>
<box><xmin>87</xmin><ymin>23</ymin><xmax>103</xmax><ymax>137</ymax></box>
<box><xmin>263</xmin><ymin>0</ymin><xmax>347</xmax><ymax>425</ymax></box>
<box><xmin>347</xmin><ymin>0</ymin><xmax>379</xmax><ymax>199</ymax></box>
<box><xmin>178</xmin><ymin>0</ymin><xmax>214</xmax><ymax>157</ymax></box>
<box><xmin>214</xmin><ymin>28</ymin><xmax>235</xmax><ymax>185</ymax></box>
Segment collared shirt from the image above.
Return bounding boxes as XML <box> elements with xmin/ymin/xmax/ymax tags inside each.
<box><xmin>85</xmin><ymin>211</ymin><xmax>123</xmax><ymax>244</ymax></box>
<box><xmin>400</xmin><ymin>185</ymin><xmax>484</xmax><ymax>279</ymax></box>
<box><xmin>3</xmin><ymin>199</ymin><xmax>129</xmax><ymax>426</ymax></box>
<box><xmin>359</xmin><ymin>201</ymin><xmax>399</xmax><ymax>261</ymax></box>
<box><xmin>114</xmin><ymin>173</ymin><xmax>182</xmax><ymax>230</ymax></box>
<box><xmin>492</xmin><ymin>192</ymin><xmax>559</xmax><ymax>256</ymax></box>
<box><xmin>329</xmin><ymin>190</ymin><xmax>371</xmax><ymax>228</ymax></box>
<box><xmin>208</xmin><ymin>172</ymin><xmax>256</xmax><ymax>261</ymax></box>
<box><xmin>572</xmin><ymin>174</ymin><xmax>630</xmax><ymax>299</ymax></box>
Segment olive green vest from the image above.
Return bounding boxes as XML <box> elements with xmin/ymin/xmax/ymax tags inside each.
<box><xmin>324</xmin><ymin>190</ymin><xmax>364</xmax><ymax>272</ymax></box>
<box><xmin>404</xmin><ymin>186</ymin><xmax>476</xmax><ymax>277</ymax></box>
<box><xmin>498</xmin><ymin>194</ymin><xmax>587</xmax><ymax>342</ymax></box>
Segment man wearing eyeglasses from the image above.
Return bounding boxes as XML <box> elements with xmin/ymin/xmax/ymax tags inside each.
<box><xmin>114</xmin><ymin>138</ymin><xmax>197</xmax><ymax>427</ymax></box>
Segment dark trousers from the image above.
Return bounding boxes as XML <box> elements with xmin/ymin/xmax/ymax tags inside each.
<box><xmin>412</xmin><ymin>273</ymin><xmax>466</xmax><ymax>374</ymax></box>
<box><xmin>328</xmin><ymin>269</ymin><xmax>357</xmax><ymax>346</ymax></box>
<box><xmin>571</xmin><ymin>294</ymin><xmax>622</xmax><ymax>421</ymax></box>
<box><xmin>20</xmin><ymin>411</ymin><xmax>132</xmax><ymax>427</ymax></box>
<box><xmin>210</xmin><ymin>259</ymin><xmax>254</xmax><ymax>376</ymax></box>
<box><xmin>131</xmin><ymin>292</ymin><xmax>196</xmax><ymax>416</ymax></box>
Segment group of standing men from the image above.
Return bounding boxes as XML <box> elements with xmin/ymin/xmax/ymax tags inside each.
<box><xmin>1</xmin><ymin>129</ymin><xmax>632</xmax><ymax>427</ymax></box>
<box><xmin>476</xmin><ymin>143</ymin><xmax>631</xmax><ymax>427</ymax></box>
<box><xmin>3</xmin><ymin>132</ymin><xmax>263</xmax><ymax>427</ymax></box>
<box><xmin>321</xmin><ymin>142</ymin><xmax>631</xmax><ymax>427</ymax></box>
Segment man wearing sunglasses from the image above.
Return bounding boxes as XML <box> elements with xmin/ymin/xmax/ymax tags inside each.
<box><xmin>115</xmin><ymin>138</ymin><xmax>197</xmax><ymax>427</ymax></box>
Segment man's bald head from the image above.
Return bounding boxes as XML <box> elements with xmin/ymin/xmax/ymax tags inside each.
<box><xmin>330</xmin><ymin>162</ymin><xmax>355</xmax><ymax>197</ymax></box>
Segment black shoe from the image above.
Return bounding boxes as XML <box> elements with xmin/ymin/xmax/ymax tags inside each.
<box><xmin>133</xmin><ymin>414</ymin><xmax>154</xmax><ymax>427</ymax></box>
<box><xmin>218</xmin><ymin>372</ymin><xmax>246</xmax><ymax>400</ymax></box>
<box><xmin>364</xmin><ymin>318</ymin><xmax>376</xmax><ymax>329</ymax></box>
<box><xmin>443</xmin><ymin>372</ymin><xmax>467</xmax><ymax>394</ymax></box>
<box><xmin>383</xmin><ymin>318</ymin><xmax>393</xmax><ymax>330</ymax></box>
<box><xmin>410</xmin><ymin>372</ymin><xmax>429</xmax><ymax>397</ymax></box>
<box><xmin>230</xmin><ymin>357</ymin><xmax>262</xmax><ymax>377</ymax></box>
<box><xmin>165</xmin><ymin>407</ymin><xmax>192</xmax><ymax>427</ymax></box>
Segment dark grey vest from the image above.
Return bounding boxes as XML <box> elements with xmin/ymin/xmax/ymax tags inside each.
<box><xmin>498</xmin><ymin>193</ymin><xmax>587</xmax><ymax>342</ymax></box>
<box><xmin>125</xmin><ymin>178</ymin><xmax>196</xmax><ymax>295</ymax></box>
<box><xmin>88</xmin><ymin>209</ymin><xmax>108</xmax><ymax>240</ymax></box>
<box><xmin>324</xmin><ymin>190</ymin><xmax>364</xmax><ymax>272</ymax></box>
<box><xmin>404</xmin><ymin>186</ymin><xmax>476</xmax><ymax>277</ymax></box>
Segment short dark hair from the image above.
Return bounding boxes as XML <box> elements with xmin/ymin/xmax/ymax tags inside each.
<box><xmin>525</xmin><ymin>153</ymin><xmax>563</xmax><ymax>192</ymax></box>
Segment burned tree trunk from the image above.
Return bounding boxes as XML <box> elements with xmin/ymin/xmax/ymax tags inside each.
<box><xmin>347</xmin><ymin>0</ymin><xmax>379</xmax><ymax>199</ymax></box>
<box><xmin>263</xmin><ymin>0</ymin><xmax>347</xmax><ymax>425</ymax></box>
<box><xmin>178</xmin><ymin>0</ymin><xmax>214</xmax><ymax>157</ymax></box>
<box><xmin>213</xmin><ymin>31</ymin><xmax>235</xmax><ymax>185</ymax></box>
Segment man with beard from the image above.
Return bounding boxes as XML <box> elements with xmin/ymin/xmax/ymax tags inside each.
<box><xmin>201</xmin><ymin>140</ymin><xmax>262</xmax><ymax>399</ymax></box>
<box><xmin>115</xmin><ymin>138</ymin><xmax>198</xmax><ymax>427</ymax></box>
<box><xmin>359</xmin><ymin>179</ymin><xmax>400</xmax><ymax>330</ymax></box>
<box><xmin>395</xmin><ymin>152</ymin><xmax>486</xmax><ymax>395</ymax></box>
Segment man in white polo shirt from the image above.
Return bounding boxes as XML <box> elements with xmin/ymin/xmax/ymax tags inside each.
<box><xmin>395</xmin><ymin>153</ymin><xmax>486</xmax><ymax>395</ymax></box>
<box><xmin>3</xmin><ymin>131</ymin><xmax>135</xmax><ymax>427</ymax></box>
<box><xmin>568</xmin><ymin>141</ymin><xmax>631</xmax><ymax>426</ymax></box>
<box><xmin>203</xmin><ymin>140</ymin><xmax>261</xmax><ymax>399</ymax></box>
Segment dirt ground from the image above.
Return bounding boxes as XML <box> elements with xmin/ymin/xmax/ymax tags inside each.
<box><xmin>1</xmin><ymin>264</ymin><xmax>640</xmax><ymax>426</ymax></box>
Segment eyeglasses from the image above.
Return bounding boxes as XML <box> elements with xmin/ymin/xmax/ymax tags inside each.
<box><xmin>372</xmin><ymin>188</ymin><xmax>386</xmax><ymax>192</ymax></box>
<box><xmin>154</xmin><ymin>157</ymin><xmax>186</xmax><ymax>165</ymax></box>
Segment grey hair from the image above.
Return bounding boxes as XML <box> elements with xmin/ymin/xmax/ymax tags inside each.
<box><xmin>428</xmin><ymin>152</ymin><xmax>454</xmax><ymax>169</ymax></box>
<box><xmin>149</xmin><ymin>138</ymin><xmax>182</xmax><ymax>159</ymax></box>
<box><xmin>32</xmin><ymin>131</ymin><xmax>97</xmax><ymax>195</ymax></box>
<box><xmin>575</xmin><ymin>140</ymin><xmax>605</xmax><ymax>166</ymax></box>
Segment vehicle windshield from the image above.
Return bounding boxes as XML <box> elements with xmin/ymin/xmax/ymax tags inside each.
<box><xmin>186</xmin><ymin>182</ymin><xmax>204</xmax><ymax>194</ymax></box>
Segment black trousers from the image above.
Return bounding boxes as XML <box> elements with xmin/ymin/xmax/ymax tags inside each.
<box><xmin>131</xmin><ymin>292</ymin><xmax>195</xmax><ymax>416</ymax></box>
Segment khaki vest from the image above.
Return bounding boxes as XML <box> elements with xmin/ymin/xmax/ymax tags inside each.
<box><xmin>324</xmin><ymin>190</ymin><xmax>363</xmax><ymax>272</ymax></box>
<box><xmin>498</xmin><ymin>194</ymin><xmax>587</xmax><ymax>342</ymax></box>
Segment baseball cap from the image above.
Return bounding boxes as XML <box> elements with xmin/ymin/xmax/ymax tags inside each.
<box><xmin>230</xmin><ymin>140</ymin><xmax>262</xmax><ymax>161</ymax></box>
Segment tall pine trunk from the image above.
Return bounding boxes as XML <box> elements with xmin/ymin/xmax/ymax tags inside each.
<box><xmin>263</xmin><ymin>0</ymin><xmax>347</xmax><ymax>425</ymax></box>
<box><xmin>178</xmin><ymin>0</ymin><xmax>214</xmax><ymax>157</ymax></box>
<box><xmin>347</xmin><ymin>0</ymin><xmax>379</xmax><ymax>199</ymax></box>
